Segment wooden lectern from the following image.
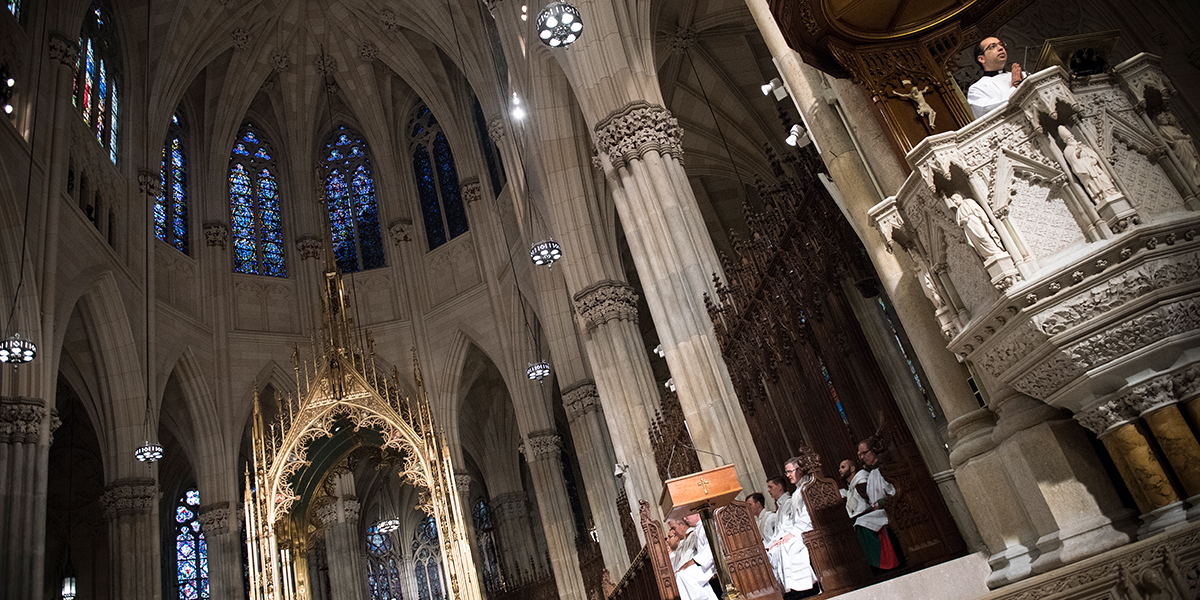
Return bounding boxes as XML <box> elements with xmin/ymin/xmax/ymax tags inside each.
<box><xmin>660</xmin><ymin>465</ymin><xmax>743</xmax><ymax>600</ymax></box>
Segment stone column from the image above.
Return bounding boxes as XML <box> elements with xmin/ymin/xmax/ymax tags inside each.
<box><xmin>522</xmin><ymin>431</ymin><xmax>587</xmax><ymax>600</ymax></box>
<box><xmin>396</xmin><ymin>540</ymin><xmax>419</xmax><ymax>600</ymax></box>
<box><xmin>1143</xmin><ymin>406</ymin><xmax>1200</xmax><ymax>500</ymax></box>
<box><xmin>0</xmin><ymin>396</ymin><xmax>53</xmax><ymax>600</ymax></box>
<box><xmin>562</xmin><ymin>381</ymin><xmax>628</xmax><ymax>573</ymax></box>
<box><xmin>492</xmin><ymin>491</ymin><xmax>541</xmax><ymax>578</ymax></box>
<box><xmin>198</xmin><ymin>503</ymin><xmax>241</xmax><ymax>600</ymax></box>
<box><xmin>307</xmin><ymin>536</ymin><xmax>329</xmax><ymax>600</ymax></box>
<box><xmin>572</xmin><ymin>282</ymin><xmax>665</xmax><ymax>528</ymax></box>
<box><xmin>592</xmin><ymin>106</ymin><xmax>766</xmax><ymax>492</ymax></box>
<box><xmin>317</xmin><ymin>498</ymin><xmax>367</xmax><ymax>600</ymax></box>
<box><xmin>101</xmin><ymin>478</ymin><xmax>161</xmax><ymax>600</ymax></box>
<box><xmin>453</xmin><ymin>470</ymin><xmax>485</xmax><ymax>584</ymax></box>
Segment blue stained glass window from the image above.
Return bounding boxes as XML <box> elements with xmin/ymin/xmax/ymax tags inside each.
<box><xmin>77</xmin><ymin>1</ymin><xmax>120</xmax><ymax>161</ymax></box>
<box><xmin>473</xmin><ymin>499</ymin><xmax>503</xmax><ymax>593</ymax></box>
<box><xmin>157</xmin><ymin>118</ymin><xmax>189</xmax><ymax>254</ymax></box>
<box><xmin>6</xmin><ymin>0</ymin><xmax>20</xmax><ymax>21</ymax></box>
<box><xmin>322</xmin><ymin>125</ymin><xmax>385</xmax><ymax>272</ymax></box>
<box><xmin>413</xmin><ymin>516</ymin><xmax>444</xmax><ymax>600</ymax></box>
<box><xmin>473</xmin><ymin>99</ymin><xmax>505</xmax><ymax>197</ymax></box>
<box><xmin>175</xmin><ymin>488</ymin><xmax>210</xmax><ymax>599</ymax></box>
<box><xmin>409</xmin><ymin>102</ymin><xmax>468</xmax><ymax>251</ymax></box>
<box><xmin>366</xmin><ymin>525</ymin><xmax>403</xmax><ymax>600</ymax></box>
<box><xmin>229</xmin><ymin>124</ymin><xmax>286</xmax><ymax>277</ymax></box>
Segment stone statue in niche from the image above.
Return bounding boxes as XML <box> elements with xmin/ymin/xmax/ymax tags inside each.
<box><xmin>1058</xmin><ymin>126</ymin><xmax>1121</xmax><ymax>203</ymax></box>
<box><xmin>892</xmin><ymin>80</ymin><xmax>936</xmax><ymax>129</ymax></box>
<box><xmin>947</xmin><ymin>192</ymin><xmax>1006</xmax><ymax>262</ymax></box>
<box><xmin>1156</xmin><ymin>112</ymin><xmax>1200</xmax><ymax>187</ymax></box>
<box><xmin>916</xmin><ymin>265</ymin><xmax>946</xmax><ymax>309</ymax></box>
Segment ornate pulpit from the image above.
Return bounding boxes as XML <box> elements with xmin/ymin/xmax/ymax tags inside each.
<box><xmin>661</xmin><ymin>465</ymin><xmax>745</xmax><ymax>600</ymax></box>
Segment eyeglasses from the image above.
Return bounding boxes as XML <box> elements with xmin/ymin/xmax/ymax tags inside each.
<box><xmin>984</xmin><ymin>41</ymin><xmax>1006</xmax><ymax>53</ymax></box>
<box><xmin>784</xmin><ymin>468</ymin><xmax>798</xmax><ymax>475</ymax></box>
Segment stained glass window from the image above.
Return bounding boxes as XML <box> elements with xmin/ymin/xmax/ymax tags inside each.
<box><xmin>413</xmin><ymin>517</ymin><xmax>445</xmax><ymax>600</ymax></box>
<box><xmin>322</xmin><ymin>126</ymin><xmax>385</xmax><ymax>273</ymax></box>
<box><xmin>229</xmin><ymin>124</ymin><xmax>286</xmax><ymax>277</ymax></box>
<box><xmin>408</xmin><ymin>102</ymin><xmax>468</xmax><ymax>251</ymax></box>
<box><xmin>157</xmin><ymin>112</ymin><xmax>188</xmax><ymax>253</ymax></box>
<box><xmin>365</xmin><ymin>525</ymin><xmax>404</xmax><ymax>600</ymax></box>
<box><xmin>75</xmin><ymin>1</ymin><xmax>120</xmax><ymax>164</ymax></box>
<box><xmin>473</xmin><ymin>499</ymin><xmax>504</xmax><ymax>593</ymax></box>
<box><xmin>175</xmin><ymin>488</ymin><xmax>210</xmax><ymax>600</ymax></box>
<box><xmin>6</xmin><ymin>0</ymin><xmax>20</xmax><ymax>21</ymax></box>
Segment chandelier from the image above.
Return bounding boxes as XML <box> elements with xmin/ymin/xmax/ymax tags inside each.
<box><xmin>536</xmin><ymin>2</ymin><xmax>583</xmax><ymax>48</ymax></box>
<box><xmin>0</xmin><ymin>333</ymin><xmax>36</xmax><ymax>366</ymax></box>
<box><xmin>527</xmin><ymin>360</ymin><xmax>551</xmax><ymax>381</ymax></box>
<box><xmin>375</xmin><ymin>518</ymin><xmax>400</xmax><ymax>533</ymax></box>
<box><xmin>530</xmin><ymin>239</ymin><xmax>562</xmax><ymax>268</ymax></box>
<box><xmin>135</xmin><ymin>394</ymin><xmax>163</xmax><ymax>463</ymax></box>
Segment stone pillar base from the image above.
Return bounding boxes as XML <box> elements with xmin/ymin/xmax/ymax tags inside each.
<box><xmin>985</xmin><ymin>543</ymin><xmax>1037</xmax><ymax>588</ymax></box>
<box><xmin>1136</xmin><ymin>501</ymin><xmax>1188</xmax><ymax>539</ymax></box>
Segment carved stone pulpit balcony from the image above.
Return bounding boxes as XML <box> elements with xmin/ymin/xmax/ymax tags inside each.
<box><xmin>872</xmin><ymin>53</ymin><xmax>1200</xmax><ymax>550</ymax></box>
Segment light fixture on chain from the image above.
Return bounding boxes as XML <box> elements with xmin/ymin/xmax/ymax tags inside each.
<box><xmin>375</xmin><ymin>518</ymin><xmax>400</xmax><ymax>533</ymax></box>
<box><xmin>0</xmin><ymin>333</ymin><xmax>36</xmax><ymax>367</ymax></box>
<box><xmin>536</xmin><ymin>1</ymin><xmax>583</xmax><ymax>48</ymax></box>
<box><xmin>527</xmin><ymin>360</ymin><xmax>551</xmax><ymax>381</ymax></box>
<box><xmin>135</xmin><ymin>395</ymin><xmax>163</xmax><ymax>462</ymax></box>
<box><xmin>530</xmin><ymin>239</ymin><xmax>562</xmax><ymax>268</ymax></box>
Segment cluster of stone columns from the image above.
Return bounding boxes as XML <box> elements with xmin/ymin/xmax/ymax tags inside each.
<box><xmin>0</xmin><ymin>395</ymin><xmax>54</xmax><ymax>600</ymax></box>
<box><xmin>100</xmin><ymin>478</ymin><xmax>161</xmax><ymax>599</ymax></box>
<box><xmin>1077</xmin><ymin>366</ymin><xmax>1200</xmax><ymax>535</ymax></box>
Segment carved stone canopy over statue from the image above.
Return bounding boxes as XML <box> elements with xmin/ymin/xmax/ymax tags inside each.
<box><xmin>1058</xmin><ymin>126</ymin><xmax>1122</xmax><ymax>204</ymax></box>
<box><xmin>946</xmin><ymin>192</ymin><xmax>1006</xmax><ymax>262</ymax></box>
<box><xmin>1156</xmin><ymin>112</ymin><xmax>1200</xmax><ymax>187</ymax></box>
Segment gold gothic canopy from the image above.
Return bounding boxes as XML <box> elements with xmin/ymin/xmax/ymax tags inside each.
<box><xmin>244</xmin><ymin>266</ymin><xmax>481</xmax><ymax>600</ymax></box>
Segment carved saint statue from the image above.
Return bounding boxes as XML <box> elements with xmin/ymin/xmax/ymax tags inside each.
<box><xmin>1058</xmin><ymin>125</ymin><xmax>1121</xmax><ymax>203</ymax></box>
<box><xmin>892</xmin><ymin>80</ymin><xmax>936</xmax><ymax>129</ymax></box>
<box><xmin>916</xmin><ymin>266</ymin><xmax>946</xmax><ymax>309</ymax></box>
<box><xmin>1156</xmin><ymin>112</ymin><xmax>1200</xmax><ymax>187</ymax></box>
<box><xmin>947</xmin><ymin>192</ymin><xmax>1005</xmax><ymax>262</ymax></box>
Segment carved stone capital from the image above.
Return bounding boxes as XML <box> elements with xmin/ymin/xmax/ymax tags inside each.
<box><xmin>487</xmin><ymin>117</ymin><xmax>506</xmax><ymax>144</ymax></box>
<box><xmin>388</xmin><ymin>218</ymin><xmax>413</xmax><ymax>245</ymax></box>
<box><xmin>203</xmin><ymin>222</ymin><xmax>228</xmax><ymax>249</ymax></box>
<box><xmin>573</xmin><ymin>280</ymin><xmax>638</xmax><ymax>331</ymax></box>
<box><xmin>48</xmin><ymin>34</ymin><xmax>79</xmax><ymax>68</ymax></box>
<box><xmin>454</xmin><ymin>471</ymin><xmax>472</xmax><ymax>494</ymax></box>
<box><xmin>0</xmin><ymin>396</ymin><xmax>47</xmax><ymax>444</ymax></box>
<box><xmin>1076</xmin><ymin>400</ymin><xmax>1135</xmax><ymax>437</ymax></box>
<box><xmin>562</xmin><ymin>381</ymin><xmax>601</xmax><ymax>421</ymax></box>
<box><xmin>198</xmin><ymin>503</ymin><xmax>237</xmax><ymax>535</ymax></box>
<box><xmin>100</xmin><ymin>478</ymin><xmax>157</xmax><ymax>520</ymax></box>
<box><xmin>296</xmin><ymin>235</ymin><xmax>322</xmax><ymax>260</ymax></box>
<box><xmin>462</xmin><ymin>179</ymin><xmax>483</xmax><ymax>205</ymax></box>
<box><xmin>593</xmin><ymin>102</ymin><xmax>684</xmax><ymax>170</ymax></box>
<box><xmin>522</xmin><ymin>430</ymin><xmax>562</xmax><ymax>462</ymax></box>
<box><xmin>138</xmin><ymin>170</ymin><xmax>160</xmax><ymax>198</ymax></box>
<box><xmin>1120</xmin><ymin>375</ymin><xmax>1175</xmax><ymax>416</ymax></box>
<box><xmin>491</xmin><ymin>491</ymin><xmax>527</xmax><ymax>520</ymax></box>
<box><xmin>315</xmin><ymin>498</ymin><xmax>360</xmax><ymax>527</ymax></box>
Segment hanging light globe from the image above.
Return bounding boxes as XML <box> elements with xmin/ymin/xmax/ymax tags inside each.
<box><xmin>61</xmin><ymin>574</ymin><xmax>77</xmax><ymax>600</ymax></box>
<box><xmin>135</xmin><ymin>441</ymin><xmax>164</xmax><ymax>462</ymax></box>
<box><xmin>375</xmin><ymin>518</ymin><xmax>400</xmax><ymax>533</ymax></box>
<box><xmin>0</xmin><ymin>333</ymin><xmax>37</xmax><ymax>366</ymax></box>
<box><xmin>527</xmin><ymin>360</ymin><xmax>551</xmax><ymax>381</ymax></box>
<box><xmin>536</xmin><ymin>1</ymin><xmax>583</xmax><ymax>48</ymax></box>
<box><xmin>530</xmin><ymin>239</ymin><xmax>563</xmax><ymax>268</ymax></box>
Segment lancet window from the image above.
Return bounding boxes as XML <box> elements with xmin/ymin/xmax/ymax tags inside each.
<box><xmin>408</xmin><ymin>102</ymin><xmax>468</xmax><ymax>251</ymax></box>
<box><xmin>74</xmin><ymin>0</ymin><xmax>120</xmax><ymax>164</ymax></box>
<box><xmin>229</xmin><ymin>124</ymin><xmax>286</xmax><ymax>277</ymax></box>
<box><xmin>174</xmin><ymin>489</ymin><xmax>210</xmax><ymax>600</ymax></box>
<box><xmin>323</xmin><ymin>125</ymin><xmax>385</xmax><ymax>272</ymax></box>
<box><xmin>157</xmin><ymin>112</ymin><xmax>189</xmax><ymax>253</ymax></box>
<box><xmin>5</xmin><ymin>0</ymin><xmax>19</xmax><ymax>21</ymax></box>
<box><xmin>412</xmin><ymin>516</ymin><xmax>446</xmax><ymax>600</ymax></box>
<box><xmin>472</xmin><ymin>498</ymin><xmax>503</xmax><ymax>593</ymax></box>
<box><xmin>472</xmin><ymin>99</ymin><xmax>505</xmax><ymax>197</ymax></box>
<box><xmin>366</xmin><ymin>524</ymin><xmax>404</xmax><ymax>600</ymax></box>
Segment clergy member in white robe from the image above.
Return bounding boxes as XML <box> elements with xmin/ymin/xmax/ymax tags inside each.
<box><xmin>669</xmin><ymin>518</ymin><xmax>717</xmax><ymax>600</ymax></box>
<box><xmin>768</xmin><ymin>463</ymin><xmax>818</xmax><ymax>597</ymax></box>
<box><xmin>967</xmin><ymin>37</ymin><xmax>1023</xmax><ymax>119</ymax></box>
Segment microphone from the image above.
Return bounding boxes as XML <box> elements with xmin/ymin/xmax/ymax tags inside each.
<box><xmin>666</xmin><ymin>444</ymin><xmax>677</xmax><ymax>480</ymax></box>
<box><xmin>681</xmin><ymin>439</ymin><xmax>725</xmax><ymax>466</ymax></box>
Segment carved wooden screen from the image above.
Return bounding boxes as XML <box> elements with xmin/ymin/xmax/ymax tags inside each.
<box><xmin>706</xmin><ymin>146</ymin><xmax>966</xmax><ymax>574</ymax></box>
<box><xmin>713</xmin><ymin>500</ymin><xmax>782</xmax><ymax>600</ymax></box>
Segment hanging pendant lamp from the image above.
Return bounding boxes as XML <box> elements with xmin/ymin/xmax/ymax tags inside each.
<box><xmin>527</xmin><ymin>360</ymin><xmax>551</xmax><ymax>381</ymax></box>
<box><xmin>536</xmin><ymin>1</ymin><xmax>583</xmax><ymax>48</ymax></box>
<box><xmin>529</xmin><ymin>239</ymin><xmax>562</xmax><ymax>268</ymax></box>
<box><xmin>0</xmin><ymin>333</ymin><xmax>36</xmax><ymax>366</ymax></box>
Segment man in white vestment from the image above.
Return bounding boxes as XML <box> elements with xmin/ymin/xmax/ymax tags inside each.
<box><xmin>747</xmin><ymin>492</ymin><xmax>777</xmax><ymax>542</ymax></box>
<box><xmin>669</xmin><ymin>517</ymin><xmax>718</xmax><ymax>600</ymax></box>
<box><xmin>838</xmin><ymin>459</ymin><xmax>869</xmax><ymax>520</ymax></box>
<box><xmin>967</xmin><ymin>37</ymin><xmax>1024</xmax><ymax>119</ymax></box>
<box><xmin>854</xmin><ymin>440</ymin><xmax>901</xmax><ymax>571</ymax></box>
<box><xmin>765</xmin><ymin>461</ymin><xmax>819</xmax><ymax>599</ymax></box>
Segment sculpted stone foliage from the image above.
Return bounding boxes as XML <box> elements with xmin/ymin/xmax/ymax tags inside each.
<box><xmin>198</xmin><ymin>505</ymin><xmax>237</xmax><ymax>535</ymax></box>
<box><xmin>0</xmin><ymin>397</ymin><xmax>47</xmax><ymax>444</ymax></box>
<box><xmin>572</xmin><ymin>280</ymin><xmax>638</xmax><ymax>331</ymax></box>
<box><xmin>296</xmin><ymin>235</ymin><xmax>322</xmax><ymax>260</ymax></box>
<box><xmin>593</xmin><ymin>102</ymin><xmax>684</xmax><ymax>170</ymax></box>
<box><xmin>48</xmin><ymin>35</ymin><xmax>79</xmax><ymax>67</ymax></box>
<box><xmin>100</xmin><ymin>479</ymin><xmax>157</xmax><ymax>520</ymax></box>
<box><xmin>562</xmin><ymin>381</ymin><xmax>600</xmax><ymax>421</ymax></box>
<box><xmin>522</xmin><ymin>431</ymin><xmax>561</xmax><ymax>461</ymax></box>
<box><xmin>204</xmin><ymin>221</ymin><xmax>229</xmax><ymax>249</ymax></box>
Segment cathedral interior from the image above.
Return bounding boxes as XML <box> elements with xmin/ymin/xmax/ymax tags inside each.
<box><xmin>1</xmin><ymin>0</ymin><xmax>1199</xmax><ymax>599</ymax></box>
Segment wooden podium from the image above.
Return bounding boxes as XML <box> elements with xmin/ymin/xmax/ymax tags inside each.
<box><xmin>660</xmin><ymin>465</ymin><xmax>744</xmax><ymax>600</ymax></box>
